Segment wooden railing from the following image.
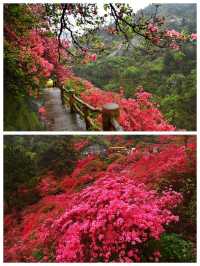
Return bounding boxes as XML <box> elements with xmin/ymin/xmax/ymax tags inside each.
<box><xmin>61</xmin><ymin>87</ymin><xmax>123</xmax><ymax>131</ymax></box>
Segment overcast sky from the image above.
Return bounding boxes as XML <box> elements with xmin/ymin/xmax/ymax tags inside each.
<box><xmin>128</xmin><ymin>1</ymin><xmax>150</xmax><ymax>11</ymax></box>
<box><xmin>97</xmin><ymin>1</ymin><xmax>150</xmax><ymax>14</ymax></box>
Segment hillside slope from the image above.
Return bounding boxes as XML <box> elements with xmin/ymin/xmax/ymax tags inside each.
<box><xmin>74</xmin><ymin>4</ymin><xmax>196</xmax><ymax>130</ymax></box>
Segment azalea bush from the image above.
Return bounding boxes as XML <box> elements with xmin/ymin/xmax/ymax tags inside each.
<box><xmin>78</xmin><ymin>82</ymin><xmax>175</xmax><ymax>130</ymax></box>
<box><xmin>4</xmin><ymin>4</ymin><xmax>72</xmax><ymax>130</ymax></box>
<box><xmin>4</xmin><ymin>4</ymin><xmax>196</xmax><ymax>130</ymax></box>
<box><xmin>54</xmin><ymin>177</ymin><xmax>182</xmax><ymax>262</ymax></box>
<box><xmin>4</xmin><ymin>136</ymin><xmax>196</xmax><ymax>262</ymax></box>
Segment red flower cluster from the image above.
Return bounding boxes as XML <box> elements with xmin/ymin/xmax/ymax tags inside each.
<box><xmin>144</xmin><ymin>19</ymin><xmax>197</xmax><ymax>49</ymax></box>
<box><xmin>73</xmin><ymin>139</ymin><xmax>90</xmax><ymax>151</ymax></box>
<box><xmin>70</xmin><ymin>154</ymin><xmax>96</xmax><ymax>178</ymax></box>
<box><xmin>191</xmin><ymin>33</ymin><xmax>197</xmax><ymax>41</ymax></box>
<box><xmin>106</xmin><ymin>140</ymin><xmax>196</xmax><ymax>190</ymax></box>
<box><xmin>4</xmin><ymin>193</ymin><xmax>73</xmax><ymax>262</ymax></box>
<box><xmin>36</xmin><ymin>173</ymin><xmax>59</xmax><ymax>197</ymax></box>
<box><xmin>5</xmin><ymin>5</ymin><xmax>72</xmax><ymax>88</ymax></box>
<box><xmin>148</xmin><ymin>23</ymin><xmax>158</xmax><ymax>33</ymax></box>
<box><xmin>4</xmin><ymin>138</ymin><xmax>196</xmax><ymax>262</ymax></box>
<box><xmin>79</xmin><ymin>84</ymin><xmax>175</xmax><ymax>130</ymax></box>
<box><xmin>54</xmin><ymin>175</ymin><xmax>182</xmax><ymax>262</ymax></box>
<box><xmin>18</xmin><ymin>29</ymin><xmax>72</xmax><ymax>84</ymax></box>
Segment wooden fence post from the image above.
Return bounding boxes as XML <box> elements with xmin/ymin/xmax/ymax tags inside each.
<box><xmin>60</xmin><ymin>86</ymin><xmax>65</xmax><ymax>105</ymax></box>
<box><xmin>69</xmin><ymin>89</ymin><xmax>75</xmax><ymax>113</ymax></box>
<box><xmin>102</xmin><ymin>103</ymin><xmax>120</xmax><ymax>131</ymax></box>
<box><xmin>83</xmin><ymin>106</ymin><xmax>90</xmax><ymax>130</ymax></box>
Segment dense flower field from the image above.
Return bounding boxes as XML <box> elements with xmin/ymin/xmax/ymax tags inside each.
<box><xmin>4</xmin><ymin>136</ymin><xmax>196</xmax><ymax>262</ymax></box>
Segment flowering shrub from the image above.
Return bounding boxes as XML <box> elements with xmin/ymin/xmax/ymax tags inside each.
<box><xmin>54</xmin><ymin>175</ymin><xmax>182</xmax><ymax>262</ymax></box>
<box><xmin>70</xmin><ymin>154</ymin><xmax>96</xmax><ymax>178</ymax></box>
<box><xmin>105</xmin><ymin>140</ymin><xmax>196</xmax><ymax>191</ymax></box>
<box><xmin>78</xmin><ymin>83</ymin><xmax>175</xmax><ymax>130</ymax></box>
<box><xmin>36</xmin><ymin>172</ymin><xmax>60</xmax><ymax>197</ymax></box>
<box><xmin>4</xmin><ymin>141</ymin><xmax>196</xmax><ymax>261</ymax></box>
<box><xmin>73</xmin><ymin>139</ymin><xmax>90</xmax><ymax>151</ymax></box>
<box><xmin>4</xmin><ymin>193</ymin><xmax>73</xmax><ymax>262</ymax></box>
<box><xmin>18</xmin><ymin>29</ymin><xmax>72</xmax><ymax>85</ymax></box>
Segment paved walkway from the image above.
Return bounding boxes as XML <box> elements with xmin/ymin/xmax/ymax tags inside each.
<box><xmin>43</xmin><ymin>87</ymin><xmax>85</xmax><ymax>131</ymax></box>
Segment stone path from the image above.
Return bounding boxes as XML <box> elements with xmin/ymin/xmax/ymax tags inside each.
<box><xmin>43</xmin><ymin>87</ymin><xmax>86</xmax><ymax>131</ymax></box>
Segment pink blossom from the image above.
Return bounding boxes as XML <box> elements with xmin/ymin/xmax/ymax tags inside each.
<box><xmin>191</xmin><ymin>33</ymin><xmax>197</xmax><ymax>41</ymax></box>
<box><xmin>170</xmin><ymin>42</ymin><xmax>180</xmax><ymax>50</ymax></box>
<box><xmin>165</xmin><ymin>29</ymin><xmax>181</xmax><ymax>38</ymax></box>
<box><xmin>89</xmin><ymin>53</ymin><xmax>97</xmax><ymax>62</ymax></box>
<box><xmin>147</xmin><ymin>23</ymin><xmax>158</xmax><ymax>33</ymax></box>
<box><xmin>38</xmin><ymin>106</ymin><xmax>46</xmax><ymax>114</ymax></box>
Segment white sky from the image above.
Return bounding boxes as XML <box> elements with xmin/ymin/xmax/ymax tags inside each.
<box><xmin>127</xmin><ymin>1</ymin><xmax>150</xmax><ymax>12</ymax></box>
<box><xmin>97</xmin><ymin>1</ymin><xmax>150</xmax><ymax>15</ymax></box>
